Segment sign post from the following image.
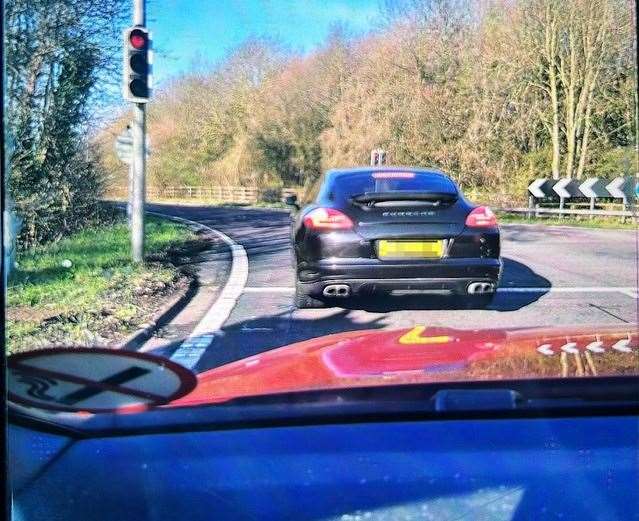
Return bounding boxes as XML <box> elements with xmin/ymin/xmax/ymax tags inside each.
<box><xmin>115</xmin><ymin>125</ymin><xmax>134</xmax><ymax>224</ymax></box>
<box><xmin>606</xmin><ymin>177</ymin><xmax>632</xmax><ymax>223</ymax></box>
<box><xmin>527</xmin><ymin>178</ymin><xmax>549</xmax><ymax>218</ymax></box>
<box><xmin>552</xmin><ymin>178</ymin><xmax>572</xmax><ymax>218</ymax></box>
<box><xmin>131</xmin><ymin>99</ymin><xmax>145</xmax><ymax>262</ymax></box>
<box><xmin>579</xmin><ymin>178</ymin><xmax>607</xmax><ymax>220</ymax></box>
<box><xmin>527</xmin><ymin>195</ymin><xmax>534</xmax><ymax>219</ymax></box>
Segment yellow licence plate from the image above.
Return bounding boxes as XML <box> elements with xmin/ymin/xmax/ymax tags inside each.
<box><xmin>377</xmin><ymin>240</ymin><xmax>443</xmax><ymax>259</ymax></box>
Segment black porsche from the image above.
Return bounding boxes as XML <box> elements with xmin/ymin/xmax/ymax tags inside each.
<box><xmin>288</xmin><ymin>167</ymin><xmax>502</xmax><ymax>308</ymax></box>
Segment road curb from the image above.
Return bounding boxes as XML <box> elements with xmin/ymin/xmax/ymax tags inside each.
<box><xmin>141</xmin><ymin>209</ymin><xmax>249</xmax><ymax>369</ymax></box>
<box><xmin>115</xmin><ymin>211</ymin><xmax>233</xmax><ymax>352</ymax></box>
<box><xmin>158</xmin><ymin>212</ymin><xmax>249</xmax><ymax>370</ymax></box>
<box><xmin>117</xmin><ymin>277</ymin><xmax>198</xmax><ymax>351</ymax></box>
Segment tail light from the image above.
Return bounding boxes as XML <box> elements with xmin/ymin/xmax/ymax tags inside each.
<box><xmin>303</xmin><ymin>208</ymin><xmax>354</xmax><ymax>231</ymax></box>
<box><xmin>465</xmin><ymin>207</ymin><xmax>497</xmax><ymax>228</ymax></box>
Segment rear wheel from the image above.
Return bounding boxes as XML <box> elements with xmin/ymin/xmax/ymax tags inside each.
<box><xmin>294</xmin><ymin>281</ymin><xmax>326</xmax><ymax>309</ymax></box>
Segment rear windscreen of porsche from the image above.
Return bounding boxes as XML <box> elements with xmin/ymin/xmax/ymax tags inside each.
<box><xmin>327</xmin><ymin>172</ymin><xmax>457</xmax><ymax>203</ymax></box>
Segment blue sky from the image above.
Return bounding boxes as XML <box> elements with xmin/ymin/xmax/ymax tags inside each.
<box><xmin>148</xmin><ymin>0</ymin><xmax>382</xmax><ymax>85</ymax></box>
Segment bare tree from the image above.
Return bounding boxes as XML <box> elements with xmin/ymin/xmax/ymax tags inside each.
<box><xmin>6</xmin><ymin>0</ymin><xmax>129</xmax><ymax>245</ymax></box>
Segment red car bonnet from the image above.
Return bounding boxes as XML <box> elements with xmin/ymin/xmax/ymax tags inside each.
<box><xmin>170</xmin><ymin>324</ymin><xmax>637</xmax><ymax>407</ymax></box>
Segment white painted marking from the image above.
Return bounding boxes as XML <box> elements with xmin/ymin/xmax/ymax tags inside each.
<box><xmin>560</xmin><ymin>342</ymin><xmax>579</xmax><ymax>354</ymax></box>
<box><xmin>244</xmin><ymin>286</ymin><xmax>295</xmax><ymax>293</ymax></box>
<box><xmin>611</xmin><ymin>338</ymin><xmax>632</xmax><ymax>353</ymax></box>
<box><xmin>619</xmin><ymin>289</ymin><xmax>638</xmax><ymax>299</ymax></box>
<box><xmin>585</xmin><ymin>341</ymin><xmax>605</xmax><ymax>353</ymax></box>
<box><xmin>537</xmin><ymin>344</ymin><xmax>554</xmax><ymax>356</ymax></box>
<box><xmin>147</xmin><ymin>211</ymin><xmax>248</xmax><ymax>369</ymax></box>
<box><xmin>497</xmin><ymin>287</ymin><xmax>638</xmax><ymax>294</ymax></box>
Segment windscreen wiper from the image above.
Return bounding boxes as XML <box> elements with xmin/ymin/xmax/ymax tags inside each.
<box><xmin>11</xmin><ymin>376</ymin><xmax>638</xmax><ymax>438</ymax></box>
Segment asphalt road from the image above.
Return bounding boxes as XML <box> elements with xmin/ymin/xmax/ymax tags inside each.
<box><xmin>145</xmin><ymin>203</ymin><xmax>638</xmax><ymax>373</ymax></box>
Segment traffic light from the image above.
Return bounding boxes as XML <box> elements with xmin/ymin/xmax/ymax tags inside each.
<box><xmin>123</xmin><ymin>26</ymin><xmax>151</xmax><ymax>103</ymax></box>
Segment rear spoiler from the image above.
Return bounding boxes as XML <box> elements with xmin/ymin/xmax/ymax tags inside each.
<box><xmin>351</xmin><ymin>191</ymin><xmax>458</xmax><ymax>204</ymax></box>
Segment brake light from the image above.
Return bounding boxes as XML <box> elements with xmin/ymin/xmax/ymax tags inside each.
<box><xmin>303</xmin><ymin>208</ymin><xmax>354</xmax><ymax>231</ymax></box>
<box><xmin>372</xmin><ymin>172</ymin><xmax>415</xmax><ymax>179</ymax></box>
<box><xmin>465</xmin><ymin>207</ymin><xmax>497</xmax><ymax>228</ymax></box>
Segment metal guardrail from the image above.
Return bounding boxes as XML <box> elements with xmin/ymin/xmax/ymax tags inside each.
<box><xmin>501</xmin><ymin>207</ymin><xmax>637</xmax><ymax>220</ymax></box>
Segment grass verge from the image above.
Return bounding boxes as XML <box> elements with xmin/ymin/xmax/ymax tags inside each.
<box><xmin>497</xmin><ymin>211</ymin><xmax>637</xmax><ymax>230</ymax></box>
<box><xmin>7</xmin><ymin>216</ymin><xmax>196</xmax><ymax>354</ymax></box>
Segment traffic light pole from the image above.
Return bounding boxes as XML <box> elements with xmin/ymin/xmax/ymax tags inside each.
<box><xmin>131</xmin><ymin>104</ymin><xmax>145</xmax><ymax>262</ymax></box>
<box><xmin>130</xmin><ymin>0</ymin><xmax>146</xmax><ymax>263</ymax></box>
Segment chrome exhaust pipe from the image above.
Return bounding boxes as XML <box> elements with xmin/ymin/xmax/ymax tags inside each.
<box><xmin>467</xmin><ymin>282</ymin><xmax>495</xmax><ymax>295</ymax></box>
<box><xmin>323</xmin><ymin>284</ymin><xmax>351</xmax><ymax>298</ymax></box>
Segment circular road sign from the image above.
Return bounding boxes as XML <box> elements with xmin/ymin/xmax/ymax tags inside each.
<box><xmin>8</xmin><ymin>348</ymin><xmax>197</xmax><ymax>413</ymax></box>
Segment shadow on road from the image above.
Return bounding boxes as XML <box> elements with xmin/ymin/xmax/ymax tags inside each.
<box><xmin>145</xmin><ymin>260</ymin><xmax>551</xmax><ymax>372</ymax></box>
<box><xmin>333</xmin><ymin>257</ymin><xmax>551</xmax><ymax>313</ymax></box>
<box><xmin>147</xmin><ymin>308</ymin><xmax>388</xmax><ymax>371</ymax></box>
<box><xmin>144</xmin><ymin>257</ymin><xmax>551</xmax><ymax>371</ymax></box>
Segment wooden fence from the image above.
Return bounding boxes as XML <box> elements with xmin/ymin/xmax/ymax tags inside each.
<box><xmin>108</xmin><ymin>185</ymin><xmax>636</xmax><ymax>221</ymax></box>
<box><xmin>150</xmin><ymin>186</ymin><xmax>260</xmax><ymax>203</ymax></box>
<box><xmin>108</xmin><ymin>185</ymin><xmax>301</xmax><ymax>204</ymax></box>
<box><xmin>107</xmin><ymin>186</ymin><xmax>278</xmax><ymax>204</ymax></box>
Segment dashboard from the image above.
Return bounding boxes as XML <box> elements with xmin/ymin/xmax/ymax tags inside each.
<box><xmin>10</xmin><ymin>413</ymin><xmax>638</xmax><ymax>520</ymax></box>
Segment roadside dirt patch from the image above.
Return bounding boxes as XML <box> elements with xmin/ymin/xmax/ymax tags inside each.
<box><xmin>6</xmin><ymin>219</ymin><xmax>221</xmax><ymax>354</ymax></box>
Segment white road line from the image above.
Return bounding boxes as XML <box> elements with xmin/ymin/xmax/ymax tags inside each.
<box><xmin>147</xmin><ymin>211</ymin><xmax>248</xmax><ymax>369</ymax></box>
<box><xmin>498</xmin><ymin>287</ymin><xmax>638</xmax><ymax>295</ymax></box>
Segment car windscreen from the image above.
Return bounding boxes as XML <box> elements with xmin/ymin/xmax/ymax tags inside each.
<box><xmin>4</xmin><ymin>0</ymin><xmax>638</xmax><ymax>432</ymax></box>
<box><xmin>323</xmin><ymin>172</ymin><xmax>457</xmax><ymax>203</ymax></box>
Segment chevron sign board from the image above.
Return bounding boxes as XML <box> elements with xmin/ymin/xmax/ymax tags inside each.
<box><xmin>527</xmin><ymin>179</ymin><xmax>555</xmax><ymax>198</ymax></box>
<box><xmin>528</xmin><ymin>176</ymin><xmax>637</xmax><ymax>200</ymax></box>
<box><xmin>553</xmin><ymin>178</ymin><xmax>574</xmax><ymax>198</ymax></box>
<box><xmin>605</xmin><ymin>177</ymin><xmax>635</xmax><ymax>200</ymax></box>
<box><xmin>578</xmin><ymin>178</ymin><xmax>608</xmax><ymax>199</ymax></box>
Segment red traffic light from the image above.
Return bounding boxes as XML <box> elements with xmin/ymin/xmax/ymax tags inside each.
<box><xmin>123</xmin><ymin>26</ymin><xmax>150</xmax><ymax>102</ymax></box>
<box><xmin>129</xmin><ymin>29</ymin><xmax>147</xmax><ymax>49</ymax></box>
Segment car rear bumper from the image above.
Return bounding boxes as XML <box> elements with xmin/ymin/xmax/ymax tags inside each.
<box><xmin>297</xmin><ymin>257</ymin><xmax>502</xmax><ymax>296</ymax></box>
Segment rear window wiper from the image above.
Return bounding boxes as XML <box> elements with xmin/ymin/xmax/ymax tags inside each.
<box><xmin>351</xmin><ymin>191</ymin><xmax>458</xmax><ymax>206</ymax></box>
